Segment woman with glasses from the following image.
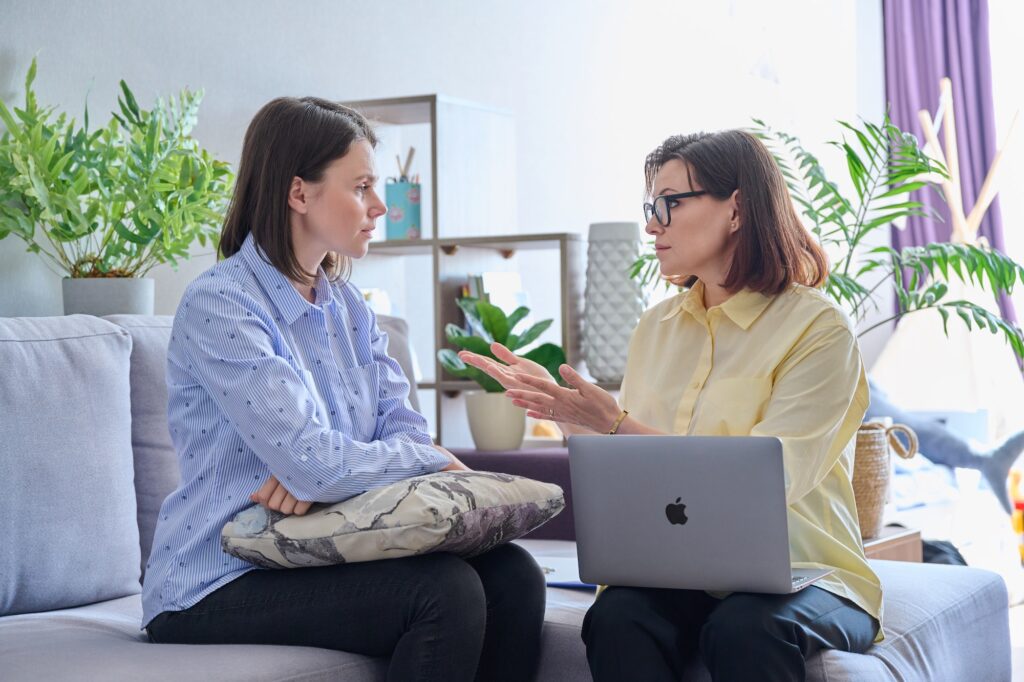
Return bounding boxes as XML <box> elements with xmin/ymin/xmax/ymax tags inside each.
<box><xmin>141</xmin><ymin>97</ymin><xmax>546</xmax><ymax>682</ymax></box>
<box><xmin>458</xmin><ymin>130</ymin><xmax>881</xmax><ymax>681</ymax></box>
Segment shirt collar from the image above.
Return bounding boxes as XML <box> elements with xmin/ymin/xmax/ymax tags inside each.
<box><xmin>241</xmin><ymin>233</ymin><xmax>335</xmax><ymax>325</ymax></box>
<box><xmin>659</xmin><ymin>279</ymin><xmax>774</xmax><ymax>330</ymax></box>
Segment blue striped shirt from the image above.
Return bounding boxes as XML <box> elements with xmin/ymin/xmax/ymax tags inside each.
<box><xmin>141</xmin><ymin>233</ymin><xmax>448</xmax><ymax>628</ymax></box>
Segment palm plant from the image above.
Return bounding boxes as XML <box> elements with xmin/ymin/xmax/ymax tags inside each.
<box><xmin>630</xmin><ymin>117</ymin><xmax>1024</xmax><ymax>359</ymax></box>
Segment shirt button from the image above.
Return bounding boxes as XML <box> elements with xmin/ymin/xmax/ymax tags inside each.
<box><xmin>691</xmin><ymin>381</ymin><xmax>701</xmax><ymax>389</ymax></box>
<box><xmin>301</xmin><ymin>455</ymin><xmax>309</xmax><ymax>462</ymax></box>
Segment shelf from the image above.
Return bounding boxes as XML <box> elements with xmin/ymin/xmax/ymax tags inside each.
<box><xmin>345</xmin><ymin>94</ymin><xmax>512</xmax><ymax>126</ymax></box>
<box><xmin>420</xmin><ymin>379</ymin><xmax>621</xmax><ymax>395</ymax></box>
<box><xmin>367</xmin><ymin>238</ymin><xmax>436</xmax><ymax>256</ymax></box>
<box><xmin>344</xmin><ymin>95</ymin><xmax>435</xmax><ymax>125</ymax></box>
<box><xmin>367</xmin><ymin>233</ymin><xmax>582</xmax><ymax>259</ymax></box>
<box><xmin>437</xmin><ymin>232</ymin><xmax>582</xmax><ymax>255</ymax></box>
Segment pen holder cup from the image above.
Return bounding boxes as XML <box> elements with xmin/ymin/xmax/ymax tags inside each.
<box><xmin>385</xmin><ymin>182</ymin><xmax>422</xmax><ymax>240</ymax></box>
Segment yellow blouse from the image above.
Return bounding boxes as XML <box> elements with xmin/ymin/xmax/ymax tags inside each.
<box><xmin>618</xmin><ymin>280</ymin><xmax>882</xmax><ymax>637</ymax></box>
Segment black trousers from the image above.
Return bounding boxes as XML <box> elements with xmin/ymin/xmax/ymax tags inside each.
<box><xmin>147</xmin><ymin>543</ymin><xmax>546</xmax><ymax>682</ymax></box>
<box><xmin>582</xmin><ymin>584</ymin><xmax>878</xmax><ymax>682</ymax></box>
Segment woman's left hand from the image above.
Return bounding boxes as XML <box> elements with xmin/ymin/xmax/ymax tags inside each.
<box><xmin>508</xmin><ymin>364</ymin><xmax>621</xmax><ymax>432</ymax></box>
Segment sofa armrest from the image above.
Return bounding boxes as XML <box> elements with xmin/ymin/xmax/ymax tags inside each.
<box><xmin>450</xmin><ymin>448</ymin><xmax>575</xmax><ymax>541</ymax></box>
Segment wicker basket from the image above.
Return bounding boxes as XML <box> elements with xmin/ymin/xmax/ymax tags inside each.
<box><xmin>852</xmin><ymin>420</ymin><xmax>918</xmax><ymax>540</ymax></box>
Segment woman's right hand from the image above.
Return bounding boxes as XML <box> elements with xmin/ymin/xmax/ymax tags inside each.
<box><xmin>251</xmin><ymin>475</ymin><xmax>313</xmax><ymax>516</ymax></box>
<box><xmin>458</xmin><ymin>342</ymin><xmax>557</xmax><ymax>392</ymax></box>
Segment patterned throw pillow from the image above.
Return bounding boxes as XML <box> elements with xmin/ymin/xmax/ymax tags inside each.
<box><xmin>221</xmin><ymin>471</ymin><xmax>564</xmax><ymax>568</ymax></box>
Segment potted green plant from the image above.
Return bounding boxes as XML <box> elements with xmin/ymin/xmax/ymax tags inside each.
<box><xmin>438</xmin><ymin>297</ymin><xmax>566</xmax><ymax>450</ymax></box>
<box><xmin>0</xmin><ymin>58</ymin><xmax>233</xmax><ymax>315</ymax></box>
<box><xmin>630</xmin><ymin>116</ymin><xmax>1024</xmax><ymax>358</ymax></box>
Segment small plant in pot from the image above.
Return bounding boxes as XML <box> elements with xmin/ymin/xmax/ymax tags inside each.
<box><xmin>438</xmin><ymin>297</ymin><xmax>566</xmax><ymax>450</ymax></box>
<box><xmin>0</xmin><ymin>58</ymin><xmax>233</xmax><ymax>315</ymax></box>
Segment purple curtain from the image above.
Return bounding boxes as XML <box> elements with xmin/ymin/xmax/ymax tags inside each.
<box><xmin>883</xmin><ymin>0</ymin><xmax>1015</xmax><ymax>323</ymax></box>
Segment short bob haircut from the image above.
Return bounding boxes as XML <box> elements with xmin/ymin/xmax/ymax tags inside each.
<box><xmin>219</xmin><ymin>97</ymin><xmax>378</xmax><ymax>284</ymax></box>
<box><xmin>644</xmin><ymin>130</ymin><xmax>828</xmax><ymax>295</ymax></box>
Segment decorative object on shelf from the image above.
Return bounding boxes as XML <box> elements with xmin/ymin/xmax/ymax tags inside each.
<box><xmin>0</xmin><ymin>58</ymin><xmax>234</xmax><ymax>316</ymax></box>
<box><xmin>438</xmin><ymin>297</ymin><xmax>566</xmax><ymax>450</ymax></box>
<box><xmin>385</xmin><ymin>181</ymin><xmax>421</xmax><ymax>240</ymax></box>
<box><xmin>583</xmin><ymin>222</ymin><xmax>648</xmax><ymax>383</ymax></box>
<box><xmin>385</xmin><ymin>146</ymin><xmax>420</xmax><ymax>239</ymax></box>
<box><xmin>853</xmin><ymin>420</ymin><xmax>918</xmax><ymax>540</ymax></box>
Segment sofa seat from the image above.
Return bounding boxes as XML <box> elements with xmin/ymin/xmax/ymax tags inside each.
<box><xmin>0</xmin><ymin>594</ymin><xmax>387</xmax><ymax>681</ymax></box>
<box><xmin>1</xmin><ymin>553</ymin><xmax>1009</xmax><ymax>681</ymax></box>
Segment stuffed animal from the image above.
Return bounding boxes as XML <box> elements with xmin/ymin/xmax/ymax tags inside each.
<box><xmin>866</xmin><ymin>378</ymin><xmax>1024</xmax><ymax>513</ymax></box>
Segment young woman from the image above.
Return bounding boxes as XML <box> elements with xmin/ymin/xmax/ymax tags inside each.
<box><xmin>141</xmin><ymin>97</ymin><xmax>545</xmax><ymax>682</ymax></box>
<box><xmin>459</xmin><ymin>130</ymin><xmax>881</xmax><ymax>681</ymax></box>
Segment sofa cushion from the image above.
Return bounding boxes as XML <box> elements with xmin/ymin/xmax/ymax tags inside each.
<box><xmin>105</xmin><ymin>315</ymin><xmax>178</xmax><ymax>580</ymax></box>
<box><xmin>221</xmin><ymin>471</ymin><xmax>564</xmax><ymax>568</ymax></box>
<box><xmin>517</xmin><ymin>541</ymin><xmax>1012</xmax><ymax>681</ymax></box>
<box><xmin>0</xmin><ymin>315</ymin><xmax>141</xmax><ymax>615</ymax></box>
<box><xmin>812</xmin><ymin>559</ymin><xmax>1011</xmax><ymax>680</ymax></box>
<box><xmin>376</xmin><ymin>314</ymin><xmax>420</xmax><ymax>413</ymax></box>
<box><xmin>455</xmin><ymin>447</ymin><xmax>576</xmax><ymax>541</ymax></box>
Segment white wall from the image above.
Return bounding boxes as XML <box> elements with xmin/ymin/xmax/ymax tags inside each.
<box><xmin>0</xmin><ymin>0</ymin><xmax>887</xmax><ymax>356</ymax></box>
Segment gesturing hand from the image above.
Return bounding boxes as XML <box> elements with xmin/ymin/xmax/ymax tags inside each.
<box><xmin>505</xmin><ymin>363</ymin><xmax>621</xmax><ymax>433</ymax></box>
<box><xmin>458</xmin><ymin>342</ymin><xmax>558</xmax><ymax>392</ymax></box>
<box><xmin>251</xmin><ymin>475</ymin><xmax>313</xmax><ymax>516</ymax></box>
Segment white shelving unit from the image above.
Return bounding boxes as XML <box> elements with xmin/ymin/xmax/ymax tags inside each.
<box><xmin>343</xmin><ymin>95</ymin><xmax>591</xmax><ymax>447</ymax></box>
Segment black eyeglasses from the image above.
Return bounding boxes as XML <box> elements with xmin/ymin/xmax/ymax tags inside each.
<box><xmin>643</xmin><ymin>191</ymin><xmax>708</xmax><ymax>226</ymax></box>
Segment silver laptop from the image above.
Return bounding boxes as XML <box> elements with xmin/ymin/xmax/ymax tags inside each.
<box><xmin>568</xmin><ymin>435</ymin><xmax>832</xmax><ymax>594</ymax></box>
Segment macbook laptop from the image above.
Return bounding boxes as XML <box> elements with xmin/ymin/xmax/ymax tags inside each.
<box><xmin>568</xmin><ymin>435</ymin><xmax>832</xmax><ymax>594</ymax></box>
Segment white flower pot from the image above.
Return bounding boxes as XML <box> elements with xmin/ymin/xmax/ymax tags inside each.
<box><xmin>583</xmin><ymin>222</ymin><xmax>648</xmax><ymax>383</ymax></box>
<box><xmin>62</xmin><ymin>277</ymin><xmax>155</xmax><ymax>316</ymax></box>
<box><xmin>465</xmin><ymin>391</ymin><xmax>526</xmax><ymax>451</ymax></box>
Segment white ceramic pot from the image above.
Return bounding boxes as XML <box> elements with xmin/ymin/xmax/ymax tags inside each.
<box><xmin>62</xmin><ymin>277</ymin><xmax>155</xmax><ymax>316</ymax></box>
<box><xmin>583</xmin><ymin>222</ymin><xmax>648</xmax><ymax>382</ymax></box>
<box><xmin>465</xmin><ymin>391</ymin><xmax>526</xmax><ymax>451</ymax></box>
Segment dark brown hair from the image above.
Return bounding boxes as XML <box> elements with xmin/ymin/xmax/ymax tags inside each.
<box><xmin>644</xmin><ymin>130</ymin><xmax>828</xmax><ymax>295</ymax></box>
<box><xmin>218</xmin><ymin>97</ymin><xmax>378</xmax><ymax>284</ymax></box>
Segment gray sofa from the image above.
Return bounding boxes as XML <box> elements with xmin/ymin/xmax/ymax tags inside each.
<box><xmin>0</xmin><ymin>314</ymin><xmax>1012</xmax><ymax>681</ymax></box>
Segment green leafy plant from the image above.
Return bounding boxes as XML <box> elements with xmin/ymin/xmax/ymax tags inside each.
<box><xmin>437</xmin><ymin>297</ymin><xmax>567</xmax><ymax>392</ymax></box>
<box><xmin>630</xmin><ymin>116</ymin><xmax>1024</xmax><ymax>359</ymax></box>
<box><xmin>0</xmin><ymin>58</ymin><xmax>233</xmax><ymax>277</ymax></box>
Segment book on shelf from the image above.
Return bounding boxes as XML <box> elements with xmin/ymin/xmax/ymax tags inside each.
<box><xmin>460</xmin><ymin>271</ymin><xmax>533</xmax><ymax>334</ymax></box>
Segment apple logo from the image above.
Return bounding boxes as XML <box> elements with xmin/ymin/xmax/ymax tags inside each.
<box><xmin>665</xmin><ymin>497</ymin><xmax>688</xmax><ymax>525</ymax></box>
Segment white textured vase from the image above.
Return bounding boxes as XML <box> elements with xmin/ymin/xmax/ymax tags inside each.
<box><xmin>465</xmin><ymin>391</ymin><xmax>526</xmax><ymax>451</ymax></box>
<box><xmin>583</xmin><ymin>222</ymin><xmax>648</xmax><ymax>383</ymax></box>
